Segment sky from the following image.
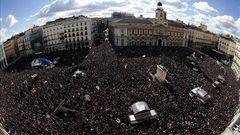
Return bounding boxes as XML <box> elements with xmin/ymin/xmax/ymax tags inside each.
<box><xmin>0</xmin><ymin>0</ymin><xmax>240</xmax><ymax>43</ymax></box>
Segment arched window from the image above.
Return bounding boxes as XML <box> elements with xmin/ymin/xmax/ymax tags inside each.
<box><xmin>72</xmin><ymin>28</ymin><xmax>75</xmax><ymax>32</ymax></box>
<box><xmin>85</xmin><ymin>31</ymin><xmax>88</xmax><ymax>35</ymax></box>
<box><xmin>85</xmin><ymin>27</ymin><xmax>87</xmax><ymax>30</ymax></box>
<box><xmin>81</xmin><ymin>32</ymin><xmax>83</xmax><ymax>36</ymax></box>
<box><xmin>72</xmin><ymin>33</ymin><xmax>75</xmax><ymax>37</ymax></box>
<box><xmin>69</xmin><ymin>33</ymin><xmax>71</xmax><ymax>37</ymax></box>
<box><xmin>76</xmin><ymin>32</ymin><xmax>79</xmax><ymax>36</ymax></box>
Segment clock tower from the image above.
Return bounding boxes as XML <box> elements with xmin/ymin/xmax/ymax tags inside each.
<box><xmin>155</xmin><ymin>2</ymin><xmax>168</xmax><ymax>26</ymax></box>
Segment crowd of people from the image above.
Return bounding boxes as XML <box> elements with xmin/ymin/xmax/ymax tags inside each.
<box><xmin>0</xmin><ymin>42</ymin><xmax>239</xmax><ymax>134</ymax></box>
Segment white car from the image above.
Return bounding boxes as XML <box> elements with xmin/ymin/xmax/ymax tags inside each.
<box><xmin>189</xmin><ymin>87</ymin><xmax>211</xmax><ymax>104</ymax></box>
<box><xmin>128</xmin><ymin>101</ymin><xmax>157</xmax><ymax>124</ymax></box>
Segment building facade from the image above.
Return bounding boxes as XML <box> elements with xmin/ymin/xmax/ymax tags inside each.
<box><xmin>30</xmin><ymin>26</ymin><xmax>43</xmax><ymax>54</ymax></box>
<box><xmin>3</xmin><ymin>36</ymin><xmax>19</xmax><ymax>63</ymax></box>
<box><xmin>110</xmin><ymin>2</ymin><xmax>188</xmax><ymax>47</ymax></box>
<box><xmin>43</xmin><ymin>16</ymin><xmax>96</xmax><ymax>53</ymax></box>
<box><xmin>24</xmin><ymin>29</ymin><xmax>33</xmax><ymax>55</ymax></box>
<box><xmin>211</xmin><ymin>33</ymin><xmax>219</xmax><ymax>49</ymax></box>
<box><xmin>218</xmin><ymin>36</ymin><xmax>236</xmax><ymax>57</ymax></box>
<box><xmin>110</xmin><ymin>18</ymin><xmax>158</xmax><ymax>46</ymax></box>
<box><xmin>187</xmin><ymin>25</ymin><xmax>216</xmax><ymax>49</ymax></box>
<box><xmin>231</xmin><ymin>38</ymin><xmax>240</xmax><ymax>80</ymax></box>
<box><xmin>17</xmin><ymin>33</ymin><xmax>25</xmax><ymax>56</ymax></box>
<box><xmin>167</xmin><ymin>20</ymin><xmax>188</xmax><ymax>47</ymax></box>
<box><xmin>43</xmin><ymin>19</ymin><xmax>64</xmax><ymax>52</ymax></box>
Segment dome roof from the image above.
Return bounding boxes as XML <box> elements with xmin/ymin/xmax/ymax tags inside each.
<box><xmin>158</xmin><ymin>2</ymin><xmax>162</xmax><ymax>6</ymax></box>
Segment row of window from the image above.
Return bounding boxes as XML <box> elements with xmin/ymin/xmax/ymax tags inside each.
<box><xmin>44</xmin><ymin>27</ymin><xmax>88</xmax><ymax>36</ymax></box>
<box><xmin>45</xmin><ymin>41</ymin><xmax>89</xmax><ymax>52</ymax></box>
<box><xmin>46</xmin><ymin>41</ymin><xmax>62</xmax><ymax>46</ymax></box>
<box><xmin>64</xmin><ymin>27</ymin><xmax>88</xmax><ymax>32</ymax></box>
<box><xmin>64</xmin><ymin>22</ymin><xmax>88</xmax><ymax>28</ymax></box>
<box><xmin>127</xmin><ymin>29</ymin><xmax>153</xmax><ymax>35</ymax></box>
<box><xmin>46</xmin><ymin>36</ymin><xmax>89</xmax><ymax>45</ymax></box>
<box><xmin>64</xmin><ymin>32</ymin><xmax>88</xmax><ymax>37</ymax></box>
<box><xmin>119</xmin><ymin>29</ymin><xmax>184</xmax><ymax>37</ymax></box>
<box><xmin>45</xmin><ymin>26</ymin><xmax>63</xmax><ymax>32</ymax></box>
<box><xmin>167</xmin><ymin>32</ymin><xmax>184</xmax><ymax>37</ymax></box>
<box><xmin>44</xmin><ymin>31</ymin><xmax>88</xmax><ymax>41</ymax></box>
<box><xmin>44</xmin><ymin>26</ymin><xmax>88</xmax><ymax>34</ymax></box>
<box><xmin>65</xmin><ymin>36</ymin><xmax>89</xmax><ymax>42</ymax></box>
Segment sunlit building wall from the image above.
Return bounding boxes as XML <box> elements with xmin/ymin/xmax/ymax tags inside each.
<box><xmin>43</xmin><ymin>16</ymin><xmax>96</xmax><ymax>53</ymax></box>
<box><xmin>187</xmin><ymin>25</ymin><xmax>216</xmax><ymax>49</ymax></box>
<box><xmin>3</xmin><ymin>36</ymin><xmax>19</xmax><ymax>63</ymax></box>
<box><xmin>232</xmin><ymin>38</ymin><xmax>240</xmax><ymax>80</ymax></box>
<box><xmin>218</xmin><ymin>36</ymin><xmax>236</xmax><ymax>57</ymax></box>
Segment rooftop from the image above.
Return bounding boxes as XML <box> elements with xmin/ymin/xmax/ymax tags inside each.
<box><xmin>115</xmin><ymin>18</ymin><xmax>153</xmax><ymax>24</ymax></box>
<box><xmin>168</xmin><ymin>20</ymin><xmax>186</xmax><ymax>28</ymax></box>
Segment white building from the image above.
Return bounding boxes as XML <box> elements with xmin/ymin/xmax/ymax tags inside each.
<box><xmin>109</xmin><ymin>2</ymin><xmax>188</xmax><ymax>47</ymax></box>
<box><xmin>218</xmin><ymin>36</ymin><xmax>236</xmax><ymax>57</ymax></box>
<box><xmin>43</xmin><ymin>16</ymin><xmax>96</xmax><ymax>53</ymax></box>
<box><xmin>232</xmin><ymin>38</ymin><xmax>240</xmax><ymax>80</ymax></box>
<box><xmin>43</xmin><ymin>19</ymin><xmax>64</xmax><ymax>52</ymax></box>
<box><xmin>0</xmin><ymin>44</ymin><xmax>8</xmax><ymax>70</ymax></box>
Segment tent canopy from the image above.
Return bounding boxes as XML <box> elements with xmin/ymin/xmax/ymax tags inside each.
<box><xmin>31</xmin><ymin>58</ymin><xmax>53</xmax><ymax>68</ymax></box>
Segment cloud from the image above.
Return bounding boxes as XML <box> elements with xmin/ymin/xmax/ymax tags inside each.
<box><xmin>161</xmin><ymin>0</ymin><xmax>188</xmax><ymax>12</ymax></box>
<box><xmin>193</xmin><ymin>2</ymin><xmax>218</xmax><ymax>13</ymax></box>
<box><xmin>33</xmin><ymin>0</ymin><xmax>126</xmax><ymax>18</ymax></box>
<box><xmin>183</xmin><ymin>13</ymin><xmax>239</xmax><ymax>36</ymax></box>
<box><xmin>33</xmin><ymin>0</ymin><xmax>189</xmax><ymax>20</ymax></box>
<box><xmin>236</xmin><ymin>18</ymin><xmax>240</xmax><ymax>32</ymax></box>
<box><xmin>0</xmin><ymin>17</ymin><xmax>2</xmax><ymax>23</ymax></box>
<box><xmin>210</xmin><ymin>15</ymin><xmax>236</xmax><ymax>35</ymax></box>
<box><xmin>0</xmin><ymin>28</ymin><xmax>8</xmax><ymax>42</ymax></box>
<box><xmin>6</xmin><ymin>14</ymin><xmax>18</xmax><ymax>27</ymax></box>
<box><xmin>29</xmin><ymin>0</ymin><xmax>240</xmax><ymax>37</ymax></box>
